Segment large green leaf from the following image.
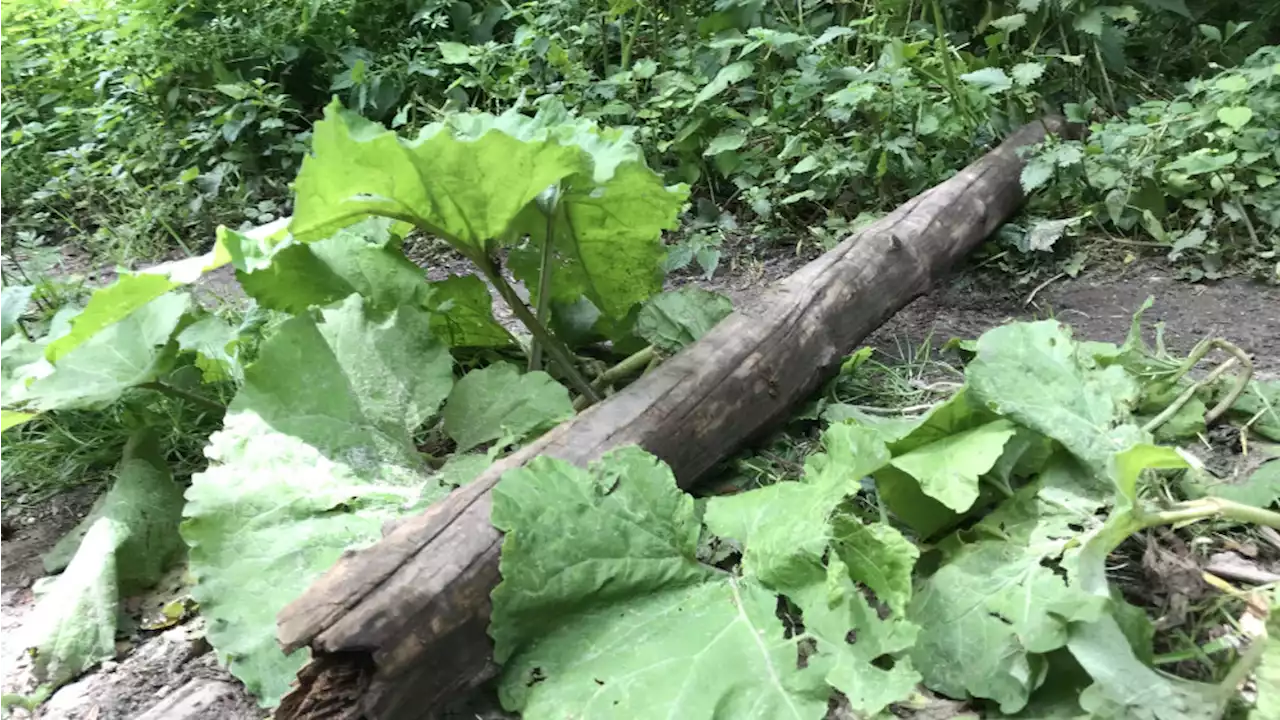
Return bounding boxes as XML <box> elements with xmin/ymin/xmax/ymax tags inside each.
<box><xmin>225</xmin><ymin>218</ymin><xmax>434</xmax><ymax>314</ymax></box>
<box><xmin>1068</xmin><ymin>615</ymin><xmax>1219</xmax><ymax>719</ymax></box>
<box><xmin>872</xmin><ymin>389</ymin><xmax>1004</xmax><ymax>537</ymax></box>
<box><xmin>290</xmin><ymin>100</ymin><xmax>585</xmax><ymax>253</ymax></box>
<box><xmin>425</xmin><ymin>275</ymin><xmax>513</xmax><ymax>348</ymax></box>
<box><xmin>25</xmin><ymin>432</ymin><xmax>185</xmax><ymax>688</ymax></box>
<box><xmin>704</xmin><ymin>424</ymin><xmax>891</xmax><ymax>590</ymax></box>
<box><xmin>441</xmin><ymin>362</ymin><xmax>575</xmax><ymax>453</ymax></box>
<box><xmin>38</xmin><ymin>219</ymin><xmax>279</xmax><ymax>363</ymax></box>
<box><xmin>503</xmin><ymin>118</ymin><xmax>687</xmax><ymax>333</ymax></box>
<box><xmin>182</xmin><ymin>295</ymin><xmax>454</xmax><ymax>704</ymax></box>
<box><xmin>291</xmin><ymin>101</ymin><xmax>684</xmax><ymax>335</ymax></box>
<box><xmin>491</xmin><ymin>446</ymin><xmax>916</xmax><ymax>719</ymax></box>
<box><xmin>910</xmin><ymin>456</ymin><xmax>1109</xmax><ymax>713</ymax></box>
<box><xmin>967</xmin><ymin>321</ymin><xmax>1144</xmax><ymax>472</ymax></box>
<box><xmin>888</xmin><ymin>418</ymin><xmax>1018</xmax><ymax>512</ymax></box>
<box><xmin>1256</xmin><ymin>588</ymin><xmax>1280</xmax><ymax>719</ymax></box>
<box><xmin>634</xmin><ymin>287</ymin><xmax>733</xmax><ymax>353</ymax></box>
<box><xmin>26</xmin><ymin>293</ymin><xmax>190</xmax><ymax>411</ymax></box>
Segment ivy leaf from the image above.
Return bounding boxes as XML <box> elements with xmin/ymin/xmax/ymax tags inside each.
<box><xmin>960</xmin><ymin>67</ymin><xmax>1013</xmax><ymax>94</ymax></box>
<box><xmin>182</xmin><ymin>295</ymin><xmax>453</xmax><ymax>704</ymax></box>
<box><xmin>634</xmin><ymin>287</ymin><xmax>733</xmax><ymax>353</ymax></box>
<box><xmin>967</xmin><ymin>320</ymin><xmax>1143</xmax><ymax>473</ymax></box>
<box><xmin>1216</xmin><ymin>106</ymin><xmax>1253</xmax><ymax>131</ymax></box>
<box><xmin>26</xmin><ymin>432</ymin><xmax>185</xmax><ymax>688</ymax></box>
<box><xmin>442</xmin><ymin>363</ymin><xmax>574</xmax><ymax>453</ymax></box>
<box><xmin>692</xmin><ymin>61</ymin><xmax>754</xmax><ymax>107</ymax></box>
<box><xmin>26</xmin><ymin>293</ymin><xmax>190</xmax><ymax>411</ymax></box>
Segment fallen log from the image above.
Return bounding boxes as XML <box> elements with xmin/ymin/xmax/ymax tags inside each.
<box><xmin>275</xmin><ymin>117</ymin><xmax>1073</xmax><ymax>720</ymax></box>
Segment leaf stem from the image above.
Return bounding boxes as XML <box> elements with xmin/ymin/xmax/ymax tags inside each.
<box><xmin>138</xmin><ymin>381</ymin><xmax>226</xmax><ymax>415</ymax></box>
<box><xmin>1138</xmin><ymin>497</ymin><xmax>1280</xmax><ymax>532</ymax></box>
<box><xmin>477</xmin><ymin>257</ymin><xmax>601</xmax><ymax>404</ymax></box>
<box><xmin>572</xmin><ymin>345</ymin><xmax>656</xmax><ymax>411</ymax></box>
<box><xmin>1143</xmin><ymin>339</ymin><xmax>1252</xmax><ymax>433</ymax></box>
<box><xmin>529</xmin><ymin>188</ymin><xmax>560</xmax><ymax>373</ymax></box>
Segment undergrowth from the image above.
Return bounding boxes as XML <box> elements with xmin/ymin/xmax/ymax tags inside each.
<box><xmin>3</xmin><ymin>0</ymin><xmax>1279</xmax><ymax>277</ymax></box>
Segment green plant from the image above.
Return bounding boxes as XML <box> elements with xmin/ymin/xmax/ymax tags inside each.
<box><xmin>486</xmin><ymin>307</ymin><xmax>1280</xmax><ymax>719</ymax></box>
<box><xmin>0</xmin><ymin>105</ymin><xmax>738</xmax><ymax>705</ymax></box>
<box><xmin>1022</xmin><ymin>45</ymin><xmax>1280</xmax><ymax>280</ymax></box>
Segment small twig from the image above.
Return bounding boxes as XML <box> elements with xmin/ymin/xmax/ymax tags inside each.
<box><xmin>1204</xmin><ymin>559</ymin><xmax>1280</xmax><ymax>586</ymax></box>
<box><xmin>849</xmin><ymin>403</ymin><xmax>935</xmax><ymax>416</ymax></box>
<box><xmin>1023</xmin><ymin>272</ymin><xmax>1065</xmax><ymax>307</ymax></box>
<box><xmin>1256</xmin><ymin>526</ymin><xmax>1280</xmax><ymax>554</ymax></box>
<box><xmin>1143</xmin><ymin>357</ymin><xmax>1238</xmax><ymax>433</ymax></box>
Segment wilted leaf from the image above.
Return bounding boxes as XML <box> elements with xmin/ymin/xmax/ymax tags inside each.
<box><xmin>183</xmin><ymin>295</ymin><xmax>453</xmax><ymax>704</ymax></box>
<box><xmin>634</xmin><ymin>287</ymin><xmax>733</xmax><ymax>353</ymax></box>
<box><xmin>442</xmin><ymin>363</ymin><xmax>574</xmax><ymax>453</ymax></box>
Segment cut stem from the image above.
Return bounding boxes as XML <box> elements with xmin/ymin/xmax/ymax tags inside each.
<box><xmin>1142</xmin><ymin>339</ymin><xmax>1253</xmax><ymax>433</ymax></box>
<box><xmin>572</xmin><ymin>345</ymin><xmax>656</xmax><ymax>411</ymax></box>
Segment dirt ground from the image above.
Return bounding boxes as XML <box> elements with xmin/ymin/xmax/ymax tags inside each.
<box><xmin>2</xmin><ymin>243</ymin><xmax>1277</xmax><ymax>719</ymax></box>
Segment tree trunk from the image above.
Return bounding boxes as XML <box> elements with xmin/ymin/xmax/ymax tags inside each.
<box><xmin>275</xmin><ymin>117</ymin><xmax>1073</xmax><ymax>720</ymax></box>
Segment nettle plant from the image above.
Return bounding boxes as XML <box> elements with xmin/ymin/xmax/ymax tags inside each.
<box><xmin>1023</xmin><ymin>45</ymin><xmax>1280</xmax><ymax>280</ymax></box>
<box><xmin>0</xmin><ymin>102</ymin><xmax>737</xmax><ymax>703</ymax></box>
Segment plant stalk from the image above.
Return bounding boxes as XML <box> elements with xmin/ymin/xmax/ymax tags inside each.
<box><xmin>528</xmin><ymin>189</ymin><xmax>561</xmax><ymax>373</ymax></box>
<box><xmin>139</xmin><ymin>381</ymin><xmax>226</xmax><ymax>415</ymax></box>
<box><xmin>477</xmin><ymin>256</ymin><xmax>601</xmax><ymax>404</ymax></box>
<box><xmin>572</xmin><ymin>345</ymin><xmax>656</xmax><ymax>411</ymax></box>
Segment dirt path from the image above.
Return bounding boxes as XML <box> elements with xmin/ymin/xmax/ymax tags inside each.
<box><xmin>2</xmin><ymin>247</ymin><xmax>1276</xmax><ymax>719</ymax></box>
<box><xmin>877</xmin><ymin>260</ymin><xmax>1280</xmax><ymax>376</ymax></box>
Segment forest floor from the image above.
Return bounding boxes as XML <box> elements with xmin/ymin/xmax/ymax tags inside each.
<box><xmin>3</xmin><ymin>241</ymin><xmax>1278</xmax><ymax>719</ymax></box>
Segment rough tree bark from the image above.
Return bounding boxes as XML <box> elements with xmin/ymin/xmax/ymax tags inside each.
<box><xmin>275</xmin><ymin>117</ymin><xmax>1073</xmax><ymax>720</ymax></box>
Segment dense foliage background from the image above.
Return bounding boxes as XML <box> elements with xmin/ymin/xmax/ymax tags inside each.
<box><xmin>3</xmin><ymin>0</ymin><xmax>1278</xmax><ymax>279</ymax></box>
